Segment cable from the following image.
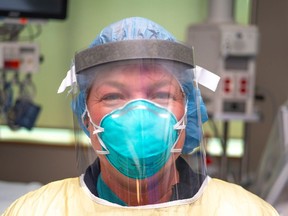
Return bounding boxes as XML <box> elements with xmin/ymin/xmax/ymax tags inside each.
<box><xmin>18</xmin><ymin>24</ymin><xmax>43</xmax><ymax>41</ymax></box>
<box><xmin>207</xmin><ymin>116</ymin><xmax>226</xmax><ymax>149</ymax></box>
<box><xmin>0</xmin><ymin>22</ymin><xmax>43</xmax><ymax>42</ymax></box>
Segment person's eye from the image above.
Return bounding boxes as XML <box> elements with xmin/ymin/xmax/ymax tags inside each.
<box><xmin>150</xmin><ymin>92</ymin><xmax>178</xmax><ymax>106</ymax></box>
<box><xmin>101</xmin><ymin>93</ymin><xmax>124</xmax><ymax>101</ymax></box>
<box><xmin>151</xmin><ymin>92</ymin><xmax>175</xmax><ymax>100</ymax></box>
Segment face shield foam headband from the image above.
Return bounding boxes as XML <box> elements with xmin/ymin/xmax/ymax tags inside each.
<box><xmin>84</xmin><ymin>99</ymin><xmax>187</xmax><ymax>179</ymax></box>
<box><xmin>74</xmin><ymin>39</ymin><xmax>194</xmax><ymax>87</ymax></box>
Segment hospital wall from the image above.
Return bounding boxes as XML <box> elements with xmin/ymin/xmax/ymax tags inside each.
<box><xmin>2</xmin><ymin>0</ymin><xmax>286</xmax><ymax>184</ymax></box>
<box><xmin>248</xmin><ymin>0</ymin><xmax>288</xmax><ymax>173</ymax></box>
<box><xmin>27</xmin><ymin>0</ymin><xmax>249</xmax><ymax>129</ymax></box>
<box><xmin>30</xmin><ymin>0</ymin><xmax>209</xmax><ymax>129</ymax></box>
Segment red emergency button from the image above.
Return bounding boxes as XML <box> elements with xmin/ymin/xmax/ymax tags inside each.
<box><xmin>4</xmin><ymin>60</ymin><xmax>20</xmax><ymax>69</ymax></box>
<box><xmin>224</xmin><ymin>78</ymin><xmax>231</xmax><ymax>93</ymax></box>
<box><xmin>240</xmin><ymin>78</ymin><xmax>248</xmax><ymax>94</ymax></box>
<box><xmin>240</xmin><ymin>88</ymin><xmax>247</xmax><ymax>94</ymax></box>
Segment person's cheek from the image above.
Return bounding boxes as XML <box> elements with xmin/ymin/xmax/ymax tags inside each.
<box><xmin>170</xmin><ymin>103</ymin><xmax>185</xmax><ymax>120</ymax></box>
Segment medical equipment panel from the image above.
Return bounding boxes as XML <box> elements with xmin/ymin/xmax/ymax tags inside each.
<box><xmin>187</xmin><ymin>23</ymin><xmax>259</xmax><ymax>120</ymax></box>
<box><xmin>0</xmin><ymin>42</ymin><xmax>40</xmax><ymax>73</ymax></box>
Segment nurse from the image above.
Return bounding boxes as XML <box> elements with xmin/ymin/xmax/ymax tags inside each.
<box><xmin>3</xmin><ymin>17</ymin><xmax>279</xmax><ymax>215</ymax></box>
<box><xmin>72</xmin><ymin>17</ymin><xmax>208</xmax><ymax>206</ymax></box>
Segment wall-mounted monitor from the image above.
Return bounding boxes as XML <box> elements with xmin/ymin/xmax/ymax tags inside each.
<box><xmin>0</xmin><ymin>0</ymin><xmax>68</xmax><ymax>20</ymax></box>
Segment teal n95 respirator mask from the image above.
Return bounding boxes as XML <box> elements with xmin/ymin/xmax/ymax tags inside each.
<box><xmin>87</xmin><ymin>99</ymin><xmax>186</xmax><ymax>179</ymax></box>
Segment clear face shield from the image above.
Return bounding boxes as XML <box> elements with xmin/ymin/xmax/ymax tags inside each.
<box><xmin>70</xmin><ymin>40</ymin><xmax>208</xmax><ymax>206</ymax></box>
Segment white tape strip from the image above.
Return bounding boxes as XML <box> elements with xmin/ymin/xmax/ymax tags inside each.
<box><xmin>57</xmin><ymin>65</ymin><xmax>76</xmax><ymax>93</ymax></box>
<box><xmin>195</xmin><ymin>65</ymin><xmax>220</xmax><ymax>92</ymax></box>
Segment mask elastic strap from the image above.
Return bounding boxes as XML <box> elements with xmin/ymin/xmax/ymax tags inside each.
<box><xmin>85</xmin><ymin>106</ymin><xmax>110</xmax><ymax>155</ymax></box>
<box><xmin>171</xmin><ymin>104</ymin><xmax>187</xmax><ymax>153</ymax></box>
<box><xmin>94</xmin><ymin>135</ymin><xmax>110</xmax><ymax>155</ymax></box>
<box><xmin>173</xmin><ymin>101</ymin><xmax>187</xmax><ymax>130</ymax></box>
<box><xmin>173</xmin><ymin>113</ymin><xmax>186</xmax><ymax>130</ymax></box>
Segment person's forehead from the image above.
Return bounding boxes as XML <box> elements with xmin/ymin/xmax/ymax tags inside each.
<box><xmin>93</xmin><ymin>63</ymin><xmax>178</xmax><ymax>83</ymax></box>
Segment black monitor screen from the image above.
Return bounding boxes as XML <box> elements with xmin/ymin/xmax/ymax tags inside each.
<box><xmin>0</xmin><ymin>0</ymin><xmax>68</xmax><ymax>20</ymax></box>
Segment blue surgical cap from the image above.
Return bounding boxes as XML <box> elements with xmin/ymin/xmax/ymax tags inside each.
<box><xmin>72</xmin><ymin>17</ymin><xmax>208</xmax><ymax>154</ymax></box>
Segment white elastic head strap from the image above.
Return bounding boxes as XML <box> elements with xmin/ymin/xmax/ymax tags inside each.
<box><xmin>194</xmin><ymin>65</ymin><xmax>220</xmax><ymax>92</ymax></box>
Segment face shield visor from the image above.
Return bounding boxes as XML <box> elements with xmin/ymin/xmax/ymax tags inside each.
<box><xmin>69</xmin><ymin>39</ymin><xmax>209</xmax><ymax>206</ymax></box>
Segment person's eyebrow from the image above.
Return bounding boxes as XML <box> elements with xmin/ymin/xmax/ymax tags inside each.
<box><xmin>147</xmin><ymin>79</ymin><xmax>180</xmax><ymax>92</ymax></box>
<box><xmin>93</xmin><ymin>80</ymin><xmax>130</xmax><ymax>94</ymax></box>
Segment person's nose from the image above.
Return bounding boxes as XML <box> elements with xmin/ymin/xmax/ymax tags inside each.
<box><xmin>131</xmin><ymin>92</ymin><xmax>148</xmax><ymax>100</ymax></box>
